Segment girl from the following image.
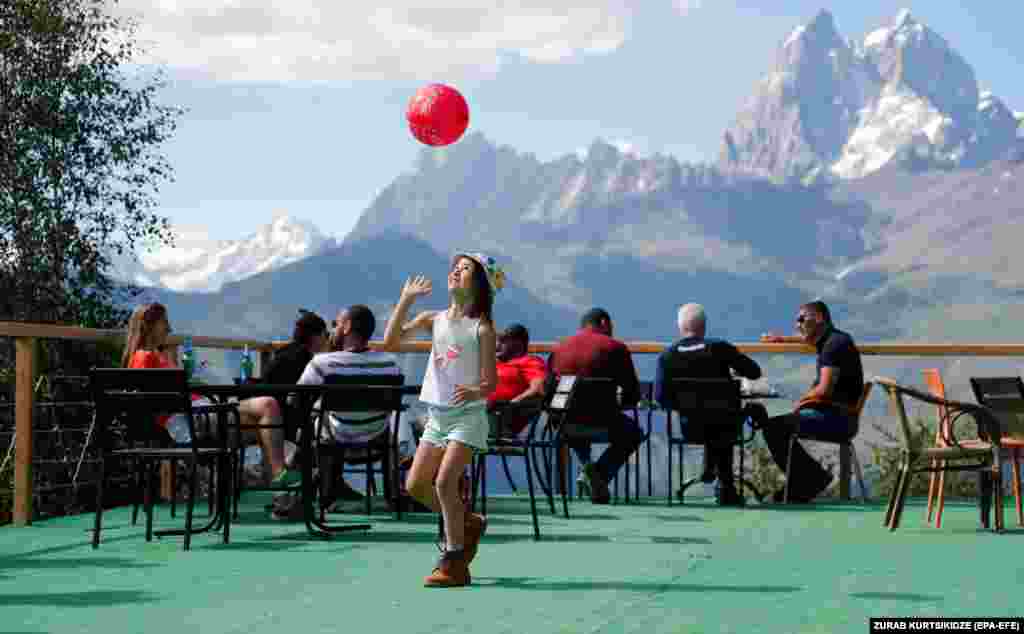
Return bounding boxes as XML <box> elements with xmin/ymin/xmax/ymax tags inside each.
<box><xmin>382</xmin><ymin>252</ymin><xmax>504</xmax><ymax>587</ymax></box>
<box><xmin>122</xmin><ymin>303</ymin><xmax>174</xmax><ymax>371</ymax></box>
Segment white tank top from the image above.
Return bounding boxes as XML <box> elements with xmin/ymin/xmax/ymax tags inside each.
<box><xmin>419</xmin><ymin>311</ymin><xmax>483</xmax><ymax>407</ymax></box>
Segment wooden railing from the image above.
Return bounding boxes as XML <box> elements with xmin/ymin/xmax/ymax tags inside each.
<box><xmin>5</xmin><ymin>321</ymin><xmax>1024</xmax><ymax>526</ymax></box>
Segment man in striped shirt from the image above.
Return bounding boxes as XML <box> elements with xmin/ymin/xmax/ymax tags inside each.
<box><xmin>294</xmin><ymin>304</ymin><xmax>402</xmax><ymax>511</ymax></box>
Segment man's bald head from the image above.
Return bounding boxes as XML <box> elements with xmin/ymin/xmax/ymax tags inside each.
<box><xmin>677</xmin><ymin>303</ymin><xmax>706</xmax><ymax>338</ymax></box>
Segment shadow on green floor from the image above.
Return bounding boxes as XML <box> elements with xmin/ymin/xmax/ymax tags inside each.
<box><xmin>324</xmin><ymin>531</ymin><xmax>612</xmax><ymax>545</ymax></box>
<box><xmin>849</xmin><ymin>592</ymin><xmax>943</xmax><ymax>602</ymax></box>
<box><xmin>472</xmin><ymin>577</ymin><xmax>803</xmax><ymax>594</ymax></box>
<box><xmin>0</xmin><ymin>556</ymin><xmax>160</xmax><ymax>575</ymax></box>
<box><xmin>652</xmin><ymin>515</ymin><xmax>708</xmax><ymax>523</ymax></box>
<box><xmin>0</xmin><ymin>589</ymin><xmax>160</xmax><ymax>607</ymax></box>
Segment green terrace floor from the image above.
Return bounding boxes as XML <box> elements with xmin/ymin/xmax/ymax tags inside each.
<box><xmin>2</xmin><ymin>492</ymin><xmax>1021</xmax><ymax>634</ymax></box>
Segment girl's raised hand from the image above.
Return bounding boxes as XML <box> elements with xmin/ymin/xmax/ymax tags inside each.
<box><xmin>401</xmin><ymin>275</ymin><xmax>432</xmax><ymax>301</ymax></box>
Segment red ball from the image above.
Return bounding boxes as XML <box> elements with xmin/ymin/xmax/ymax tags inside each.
<box><xmin>406</xmin><ymin>83</ymin><xmax>470</xmax><ymax>147</ymax></box>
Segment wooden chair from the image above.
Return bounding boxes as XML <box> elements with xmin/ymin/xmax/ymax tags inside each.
<box><xmin>872</xmin><ymin>377</ymin><xmax>1004</xmax><ymax>532</ymax></box>
<box><xmin>968</xmin><ymin>376</ymin><xmax>1024</xmax><ymax>526</ymax></box>
<box><xmin>783</xmin><ymin>383</ymin><xmax>873</xmax><ymax>503</ymax></box>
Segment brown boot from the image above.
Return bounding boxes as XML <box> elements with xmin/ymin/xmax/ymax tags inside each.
<box><xmin>424</xmin><ymin>550</ymin><xmax>471</xmax><ymax>588</ymax></box>
<box><xmin>464</xmin><ymin>513</ymin><xmax>488</xmax><ymax>565</ymax></box>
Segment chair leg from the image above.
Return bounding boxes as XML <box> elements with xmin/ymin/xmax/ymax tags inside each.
<box><xmin>994</xmin><ymin>463</ymin><xmax>1005</xmax><ymax>533</ymax></box>
<box><xmin>557</xmin><ymin>442</ymin><xmax>570</xmax><ymax>519</ymax></box>
<box><xmin>783</xmin><ymin>433</ymin><xmax>797</xmax><ymax>504</ymax></box>
<box><xmin>884</xmin><ymin>460</ymin><xmax>905</xmax><ymax>529</ymax></box>
<box><xmin>92</xmin><ymin>454</ymin><xmax>107</xmax><ymax>549</ymax></box>
<box><xmin>184</xmin><ymin>458</ymin><xmax>198</xmax><ymax>551</ymax></box>
<box><xmin>365</xmin><ymin>457</ymin><xmax>373</xmax><ymax>517</ymax></box>
<box><xmin>221</xmin><ymin>453</ymin><xmax>231</xmax><ymax>545</ymax></box>
<box><xmin>667</xmin><ymin>438</ymin><xmax>673</xmax><ymax>507</ymax></box>
<box><xmin>891</xmin><ymin>465</ymin><xmax>913</xmax><ymax>530</ymax></box>
<box><xmin>208</xmin><ymin>463</ymin><xmax>216</xmax><ymax>517</ymax></box>
<box><xmin>144</xmin><ymin>461</ymin><xmax>156</xmax><ymax>542</ymax></box>
<box><xmin>934</xmin><ymin>463</ymin><xmax>947</xmax><ymax>528</ymax></box>
<box><xmin>1012</xmin><ymin>448</ymin><xmax>1022</xmax><ymax>526</ymax></box>
<box><xmin>851</xmin><ymin>448</ymin><xmax>868</xmax><ymax>503</ymax></box>
<box><xmin>170</xmin><ymin>460</ymin><xmax>177</xmax><ymax>518</ymax></box>
<box><xmin>926</xmin><ymin>458</ymin><xmax>939</xmax><ymax>522</ymax></box>
<box><xmin>234</xmin><ymin>445</ymin><xmax>243</xmax><ymax>521</ymax></box>
<box><xmin>524</xmin><ymin>444</ymin><xmax>540</xmax><ymax>540</ymax></box>
<box><xmin>500</xmin><ymin>454</ymin><xmax>518</xmax><ymax>493</ymax></box>
<box><xmin>132</xmin><ymin>460</ymin><xmax>142</xmax><ymax>526</ymax></box>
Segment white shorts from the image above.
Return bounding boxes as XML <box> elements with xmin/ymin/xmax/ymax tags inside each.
<box><xmin>420</xmin><ymin>402</ymin><xmax>489</xmax><ymax>452</ymax></box>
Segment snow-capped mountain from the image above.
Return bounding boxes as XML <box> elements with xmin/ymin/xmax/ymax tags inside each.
<box><xmin>720</xmin><ymin>9</ymin><xmax>1022</xmax><ymax>182</ymax></box>
<box><xmin>116</xmin><ymin>214</ymin><xmax>337</xmax><ymax>292</ymax></box>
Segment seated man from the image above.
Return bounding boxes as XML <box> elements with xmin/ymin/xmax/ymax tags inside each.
<box><xmin>238</xmin><ymin>310</ymin><xmax>329</xmax><ymax>487</ymax></box>
<box><xmin>549</xmin><ymin>307</ymin><xmax>645</xmax><ymax>504</ymax></box>
<box><xmin>296</xmin><ymin>304</ymin><xmax>401</xmax><ymax>510</ymax></box>
<box><xmin>486</xmin><ymin>324</ymin><xmax>547</xmax><ymax>436</ymax></box>
<box><xmin>654</xmin><ymin>303</ymin><xmax>761</xmax><ymax>506</ymax></box>
<box><xmin>753</xmin><ymin>301</ymin><xmax>864</xmax><ymax>503</ymax></box>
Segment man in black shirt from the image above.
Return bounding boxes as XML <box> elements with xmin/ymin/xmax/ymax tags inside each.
<box><xmin>655</xmin><ymin>304</ymin><xmax>762</xmax><ymax>506</ymax></box>
<box><xmin>758</xmin><ymin>301</ymin><xmax>865</xmax><ymax>503</ymax></box>
<box><xmin>238</xmin><ymin>310</ymin><xmax>328</xmax><ymax>488</ymax></box>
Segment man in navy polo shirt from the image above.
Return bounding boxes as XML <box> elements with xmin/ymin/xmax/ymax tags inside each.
<box><xmin>655</xmin><ymin>304</ymin><xmax>762</xmax><ymax>506</ymax></box>
<box><xmin>758</xmin><ymin>301</ymin><xmax>865</xmax><ymax>503</ymax></box>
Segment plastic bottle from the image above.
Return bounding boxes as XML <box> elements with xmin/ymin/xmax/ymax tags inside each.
<box><xmin>240</xmin><ymin>345</ymin><xmax>254</xmax><ymax>383</ymax></box>
<box><xmin>181</xmin><ymin>335</ymin><xmax>195</xmax><ymax>381</ymax></box>
<box><xmin>166</xmin><ymin>415</ymin><xmax>192</xmax><ymax>444</ymax></box>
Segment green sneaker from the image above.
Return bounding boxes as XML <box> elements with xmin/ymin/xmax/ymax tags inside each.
<box><xmin>272</xmin><ymin>468</ymin><xmax>302</xmax><ymax>489</ymax></box>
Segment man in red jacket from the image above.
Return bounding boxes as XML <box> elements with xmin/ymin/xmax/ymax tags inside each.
<box><xmin>549</xmin><ymin>308</ymin><xmax>645</xmax><ymax>504</ymax></box>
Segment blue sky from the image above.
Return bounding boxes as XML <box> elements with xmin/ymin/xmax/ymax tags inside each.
<box><xmin>115</xmin><ymin>1</ymin><xmax>1024</xmax><ymax>243</ymax></box>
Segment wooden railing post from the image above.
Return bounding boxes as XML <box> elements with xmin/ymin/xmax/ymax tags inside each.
<box><xmin>839</xmin><ymin>446</ymin><xmax>851</xmax><ymax>500</ymax></box>
<box><xmin>14</xmin><ymin>336</ymin><xmax>37</xmax><ymax>526</ymax></box>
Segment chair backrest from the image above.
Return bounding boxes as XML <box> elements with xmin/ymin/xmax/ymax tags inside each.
<box><xmin>319</xmin><ymin>373</ymin><xmax>406</xmax><ymax>414</ymax></box>
<box><xmin>546</xmin><ymin>375</ymin><xmax>616</xmax><ymax>414</ymax></box>
<box><xmin>922</xmin><ymin>369</ymin><xmax>951</xmax><ymax>445</ymax></box>
<box><xmin>970</xmin><ymin>376</ymin><xmax>1024</xmax><ymax>443</ymax></box>
<box><xmin>667</xmin><ymin>377</ymin><xmax>741</xmax><ymax>414</ymax></box>
<box><xmin>89</xmin><ymin>368</ymin><xmax>191</xmax><ymax>415</ymax></box>
<box><xmin>89</xmin><ymin>368</ymin><xmax>192</xmax><ymax>444</ymax></box>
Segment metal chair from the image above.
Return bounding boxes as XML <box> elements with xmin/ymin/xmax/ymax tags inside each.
<box><xmin>470</xmin><ymin>400</ymin><xmax>545</xmax><ymax>539</ymax></box>
<box><xmin>314</xmin><ymin>375</ymin><xmax>407</xmax><ymax>520</ymax></box>
<box><xmin>89</xmin><ymin>368</ymin><xmax>236</xmax><ymax>550</ymax></box>
<box><xmin>665</xmin><ymin>377</ymin><xmax>761</xmax><ymax>504</ymax></box>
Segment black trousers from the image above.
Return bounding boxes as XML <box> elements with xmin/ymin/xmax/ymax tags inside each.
<box><xmin>567</xmin><ymin>412</ymin><xmax>645</xmax><ymax>482</ymax></box>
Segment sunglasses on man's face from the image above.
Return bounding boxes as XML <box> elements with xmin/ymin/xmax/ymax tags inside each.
<box><xmin>796</xmin><ymin>314</ymin><xmax>810</xmax><ymax>324</ymax></box>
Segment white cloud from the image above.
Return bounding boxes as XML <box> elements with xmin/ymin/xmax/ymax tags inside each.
<box><xmin>110</xmin><ymin>1</ymin><xmax>639</xmax><ymax>82</ymax></box>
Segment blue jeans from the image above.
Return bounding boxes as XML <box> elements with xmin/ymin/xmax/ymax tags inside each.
<box><xmin>760</xmin><ymin>406</ymin><xmax>856</xmax><ymax>499</ymax></box>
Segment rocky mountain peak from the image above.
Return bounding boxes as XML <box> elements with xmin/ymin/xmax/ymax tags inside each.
<box><xmin>721</xmin><ymin>9</ymin><xmax>1018</xmax><ymax>181</ymax></box>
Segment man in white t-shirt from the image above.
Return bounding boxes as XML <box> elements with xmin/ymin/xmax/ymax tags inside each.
<box><xmin>284</xmin><ymin>305</ymin><xmax>403</xmax><ymax>515</ymax></box>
